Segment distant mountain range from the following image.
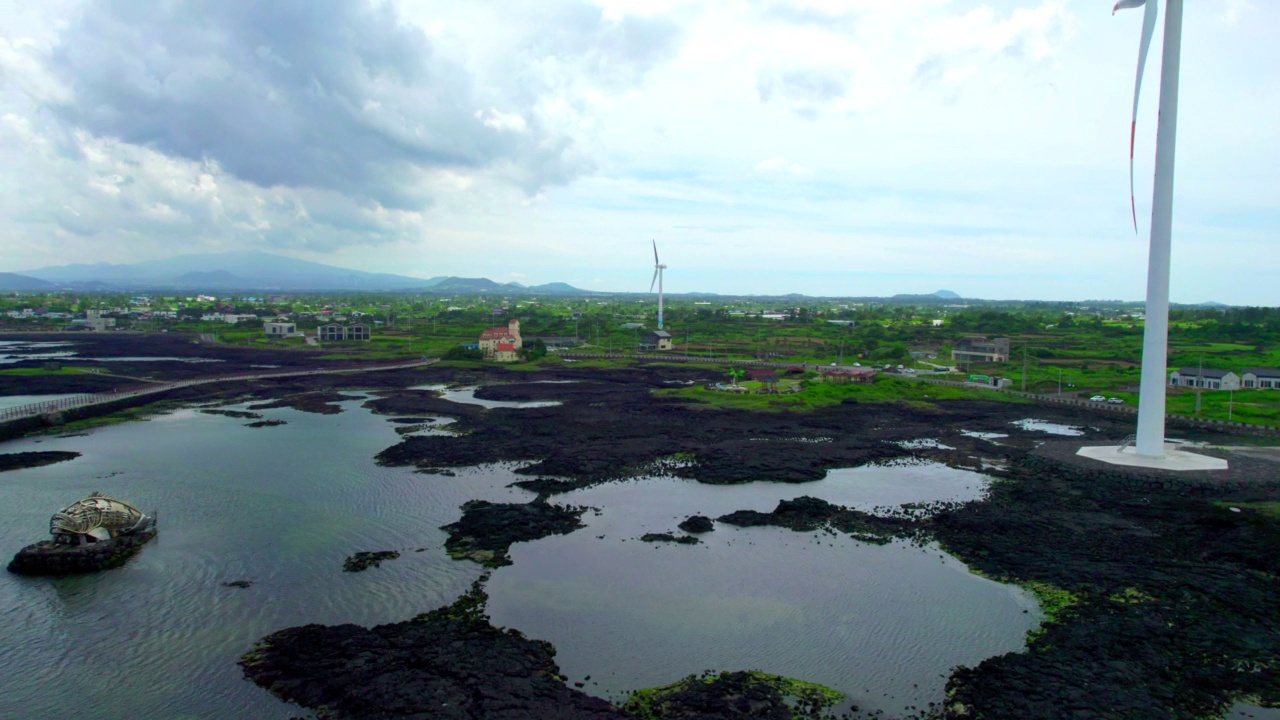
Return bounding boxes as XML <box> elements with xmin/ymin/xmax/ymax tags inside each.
<box><xmin>16</xmin><ymin>252</ymin><xmax>591</xmax><ymax>294</ymax></box>
<box><xmin>0</xmin><ymin>272</ymin><xmax>56</xmax><ymax>291</ymax></box>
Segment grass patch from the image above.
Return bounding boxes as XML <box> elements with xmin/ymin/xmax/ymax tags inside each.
<box><xmin>659</xmin><ymin>376</ymin><xmax>1031</xmax><ymax>412</ymax></box>
<box><xmin>0</xmin><ymin>366</ymin><xmax>94</xmax><ymax>376</ymax></box>
<box><xmin>35</xmin><ymin>400</ymin><xmax>182</xmax><ymax>435</ymax></box>
<box><xmin>621</xmin><ymin>670</ymin><xmax>844</xmax><ymax>720</ymax></box>
<box><xmin>1213</xmin><ymin>501</ymin><xmax>1280</xmax><ymax>519</ymax></box>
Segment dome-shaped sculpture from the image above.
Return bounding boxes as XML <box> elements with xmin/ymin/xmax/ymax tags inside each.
<box><xmin>50</xmin><ymin>491</ymin><xmax>153</xmax><ymax>544</ymax></box>
<box><xmin>8</xmin><ymin>492</ymin><xmax>157</xmax><ymax>575</ymax></box>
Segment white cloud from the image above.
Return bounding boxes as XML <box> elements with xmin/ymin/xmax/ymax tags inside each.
<box><xmin>754</xmin><ymin>156</ymin><xmax>809</xmax><ymax>175</ymax></box>
<box><xmin>0</xmin><ymin>0</ymin><xmax>1276</xmax><ymax>303</ymax></box>
<box><xmin>475</xmin><ymin>107</ymin><xmax>528</xmax><ymax>133</ymax></box>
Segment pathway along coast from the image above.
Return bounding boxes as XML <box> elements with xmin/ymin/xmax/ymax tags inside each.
<box><xmin>2</xmin><ymin>334</ymin><xmax>1278</xmax><ymax>718</ymax></box>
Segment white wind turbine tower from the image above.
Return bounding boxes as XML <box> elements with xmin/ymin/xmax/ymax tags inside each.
<box><xmin>650</xmin><ymin>240</ymin><xmax>667</xmax><ymax>330</ymax></box>
<box><xmin>1079</xmin><ymin>0</ymin><xmax>1225</xmax><ymax>471</ymax></box>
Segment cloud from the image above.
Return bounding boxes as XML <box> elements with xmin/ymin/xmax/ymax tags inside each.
<box><xmin>757</xmin><ymin>65</ymin><xmax>850</xmax><ymax>117</ymax></box>
<box><xmin>754</xmin><ymin>157</ymin><xmax>809</xmax><ymax>175</ymax></box>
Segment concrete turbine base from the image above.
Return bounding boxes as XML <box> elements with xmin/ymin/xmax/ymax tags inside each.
<box><xmin>1076</xmin><ymin>444</ymin><xmax>1228</xmax><ymax>472</ymax></box>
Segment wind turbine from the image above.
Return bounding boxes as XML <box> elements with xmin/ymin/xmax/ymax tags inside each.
<box><xmin>1114</xmin><ymin>0</ymin><xmax>1183</xmax><ymax>459</ymax></box>
<box><xmin>650</xmin><ymin>240</ymin><xmax>667</xmax><ymax>330</ymax></box>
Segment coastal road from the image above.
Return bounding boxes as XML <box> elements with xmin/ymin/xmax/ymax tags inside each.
<box><xmin>0</xmin><ymin>357</ymin><xmax>438</xmax><ymax>425</ymax></box>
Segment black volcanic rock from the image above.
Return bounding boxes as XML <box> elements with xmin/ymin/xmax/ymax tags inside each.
<box><xmin>640</xmin><ymin>532</ymin><xmax>700</xmax><ymax>545</ymax></box>
<box><xmin>342</xmin><ymin>551</ymin><xmax>400</xmax><ymax>572</ymax></box>
<box><xmin>442</xmin><ymin>499</ymin><xmax>589</xmax><ymax>567</ymax></box>
<box><xmin>240</xmin><ymin>582</ymin><xmax>626</xmax><ymax>720</ymax></box>
<box><xmin>678</xmin><ymin>515</ymin><xmax>714</xmax><ymax>533</ymax></box>
<box><xmin>0</xmin><ymin>451</ymin><xmax>80</xmax><ymax>473</ymax></box>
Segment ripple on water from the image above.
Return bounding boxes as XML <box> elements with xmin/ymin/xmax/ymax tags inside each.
<box><xmin>485</xmin><ymin>467</ymin><xmax>1037</xmax><ymax>716</ymax></box>
<box><xmin>0</xmin><ymin>401</ymin><xmax>533</xmax><ymax>719</ymax></box>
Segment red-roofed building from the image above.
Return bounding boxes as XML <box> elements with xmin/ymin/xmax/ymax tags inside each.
<box><xmin>821</xmin><ymin>368</ymin><xmax>877</xmax><ymax>384</ymax></box>
<box><xmin>493</xmin><ymin>342</ymin><xmax>519</xmax><ymax>363</ymax></box>
<box><xmin>479</xmin><ymin>319</ymin><xmax>522</xmax><ymax>360</ymax></box>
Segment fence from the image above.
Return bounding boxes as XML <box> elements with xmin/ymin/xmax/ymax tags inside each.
<box><xmin>0</xmin><ymin>358</ymin><xmax>437</xmax><ymax>425</ymax></box>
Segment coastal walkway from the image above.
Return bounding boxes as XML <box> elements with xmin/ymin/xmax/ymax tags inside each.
<box><xmin>0</xmin><ymin>358</ymin><xmax>438</xmax><ymax>425</ymax></box>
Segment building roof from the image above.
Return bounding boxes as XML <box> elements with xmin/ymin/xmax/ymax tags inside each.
<box><xmin>1243</xmin><ymin>367</ymin><xmax>1280</xmax><ymax>379</ymax></box>
<box><xmin>480</xmin><ymin>327</ymin><xmax>515</xmax><ymax>340</ymax></box>
<box><xmin>1175</xmin><ymin>368</ymin><xmax>1234</xmax><ymax>378</ymax></box>
<box><xmin>495</xmin><ymin>342</ymin><xmax>516</xmax><ymax>352</ymax></box>
<box><xmin>647</xmin><ymin>330</ymin><xmax>673</xmax><ymax>338</ymax></box>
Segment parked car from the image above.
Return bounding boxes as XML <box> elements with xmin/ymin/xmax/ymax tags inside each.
<box><xmin>1090</xmin><ymin>395</ymin><xmax>1107</xmax><ymax>402</ymax></box>
<box><xmin>1107</xmin><ymin>397</ymin><xmax>1125</xmax><ymax>404</ymax></box>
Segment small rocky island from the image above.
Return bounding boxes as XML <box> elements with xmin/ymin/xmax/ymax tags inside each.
<box><xmin>7</xmin><ymin>491</ymin><xmax>157</xmax><ymax>575</ymax></box>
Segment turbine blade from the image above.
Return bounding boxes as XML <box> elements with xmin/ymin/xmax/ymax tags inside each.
<box><xmin>653</xmin><ymin>240</ymin><xmax>660</xmax><ymax>266</ymax></box>
<box><xmin>1116</xmin><ymin>0</ymin><xmax>1158</xmax><ymax>233</ymax></box>
<box><xmin>650</xmin><ymin>267</ymin><xmax>659</xmax><ymax>293</ymax></box>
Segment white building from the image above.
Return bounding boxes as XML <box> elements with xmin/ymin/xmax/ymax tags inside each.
<box><xmin>1168</xmin><ymin>368</ymin><xmax>1240</xmax><ymax>390</ymax></box>
<box><xmin>1241</xmin><ymin>368</ymin><xmax>1280</xmax><ymax>390</ymax></box>
<box><xmin>264</xmin><ymin>322</ymin><xmax>297</xmax><ymax>338</ymax></box>
<box><xmin>317</xmin><ymin>323</ymin><xmax>370</xmax><ymax>341</ymax></box>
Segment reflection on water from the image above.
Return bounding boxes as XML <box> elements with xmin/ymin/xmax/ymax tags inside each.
<box><xmin>410</xmin><ymin>384</ymin><xmax>562</xmax><ymax>408</ymax></box>
<box><xmin>1</xmin><ymin>397</ymin><xmax>1033</xmax><ymax>720</ymax></box>
<box><xmin>0</xmin><ymin>399</ymin><xmax>531</xmax><ymax>719</ymax></box>
<box><xmin>1011</xmin><ymin>419</ymin><xmax>1084</xmax><ymax>436</ymax></box>
<box><xmin>486</xmin><ymin>465</ymin><xmax>1037</xmax><ymax>717</ymax></box>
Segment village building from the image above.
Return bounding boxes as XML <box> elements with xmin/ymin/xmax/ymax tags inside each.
<box><xmin>952</xmin><ymin>336</ymin><xmax>1011</xmax><ymax>364</ymax></box>
<box><xmin>1168</xmin><ymin>368</ymin><xmax>1240</xmax><ymax>390</ymax></box>
<box><xmin>317</xmin><ymin>323</ymin><xmax>371</xmax><ymax>342</ymax></box>
<box><xmin>73</xmin><ymin>308</ymin><xmax>116</xmax><ymax>332</ymax></box>
<box><xmin>492</xmin><ymin>342</ymin><xmax>520</xmax><ymax>363</ymax></box>
<box><xmin>1241</xmin><ymin>368</ymin><xmax>1280</xmax><ymax>389</ymax></box>
<box><xmin>821</xmin><ymin>368</ymin><xmax>877</xmax><ymax>384</ymax></box>
<box><xmin>479</xmin><ymin>319</ymin><xmax>522</xmax><ymax>359</ymax></box>
<box><xmin>640</xmin><ymin>330</ymin><xmax>674</xmax><ymax>351</ymax></box>
<box><xmin>264</xmin><ymin>321</ymin><xmax>297</xmax><ymax>338</ymax></box>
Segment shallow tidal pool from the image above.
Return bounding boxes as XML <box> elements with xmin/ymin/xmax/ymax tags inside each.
<box><xmin>1</xmin><ymin>395</ymin><xmax>1038</xmax><ymax>719</ymax></box>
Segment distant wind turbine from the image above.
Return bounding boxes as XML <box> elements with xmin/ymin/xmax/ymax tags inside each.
<box><xmin>1115</xmin><ymin>0</ymin><xmax>1183</xmax><ymax>458</ymax></box>
<box><xmin>650</xmin><ymin>240</ymin><xmax>667</xmax><ymax>330</ymax></box>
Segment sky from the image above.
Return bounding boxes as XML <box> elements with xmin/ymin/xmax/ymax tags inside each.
<box><xmin>1</xmin><ymin>0</ymin><xmax>1275</xmax><ymax>303</ymax></box>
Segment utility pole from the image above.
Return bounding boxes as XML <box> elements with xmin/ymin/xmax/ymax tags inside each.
<box><xmin>1022</xmin><ymin>344</ymin><xmax>1028</xmax><ymax>392</ymax></box>
<box><xmin>1195</xmin><ymin>352</ymin><xmax>1203</xmax><ymax>414</ymax></box>
<box><xmin>1058</xmin><ymin>368</ymin><xmax>1063</xmax><ymax>398</ymax></box>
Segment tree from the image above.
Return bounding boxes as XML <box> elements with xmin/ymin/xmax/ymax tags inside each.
<box><xmin>520</xmin><ymin>339</ymin><xmax>547</xmax><ymax>362</ymax></box>
<box><xmin>442</xmin><ymin>346</ymin><xmax>483</xmax><ymax>361</ymax></box>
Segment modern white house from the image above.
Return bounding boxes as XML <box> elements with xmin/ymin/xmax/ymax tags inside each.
<box><xmin>1168</xmin><ymin>368</ymin><xmax>1240</xmax><ymax>390</ymax></box>
<box><xmin>952</xmin><ymin>337</ymin><xmax>1011</xmax><ymax>364</ymax></box>
<box><xmin>1241</xmin><ymin>368</ymin><xmax>1280</xmax><ymax>389</ymax></box>
<box><xmin>264</xmin><ymin>322</ymin><xmax>297</xmax><ymax>338</ymax></box>
<box><xmin>317</xmin><ymin>323</ymin><xmax>370</xmax><ymax>341</ymax></box>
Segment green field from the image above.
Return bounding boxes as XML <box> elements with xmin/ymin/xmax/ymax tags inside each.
<box><xmin>660</xmin><ymin>375</ymin><xmax>1031</xmax><ymax>412</ymax></box>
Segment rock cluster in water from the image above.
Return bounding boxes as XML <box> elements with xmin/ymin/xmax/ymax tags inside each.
<box><xmin>240</xmin><ymin>581</ymin><xmax>627</xmax><ymax>720</ymax></box>
<box><xmin>0</xmin><ymin>451</ymin><xmax>80</xmax><ymax>473</ymax></box>
<box><xmin>442</xmin><ymin>499</ymin><xmax>590</xmax><ymax>567</ymax></box>
<box><xmin>342</xmin><ymin>551</ymin><xmax>400</xmax><ymax>572</ymax></box>
<box><xmin>7</xmin><ymin>528</ymin><xmax>158</xmax><ymax>575</ymax></box>
<box><xmin>718</xmin><ymin>496</ymin><xmax>918</xmax><ymax>545</ymax></box>
<box><xmin>678</xmin><ymin>515</ymin><xmax>715</xmax><ymax>533</ymax></box>
<box><xmin>640</xmin><ymin>532</ymin><xmax>700</xmax><ymax>545</ymax></box>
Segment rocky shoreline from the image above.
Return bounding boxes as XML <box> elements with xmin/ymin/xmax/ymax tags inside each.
<box><xmin>7</xmin><ymin>341</ymin><xmax>1275</xmax><ymax>718</ymax></box>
